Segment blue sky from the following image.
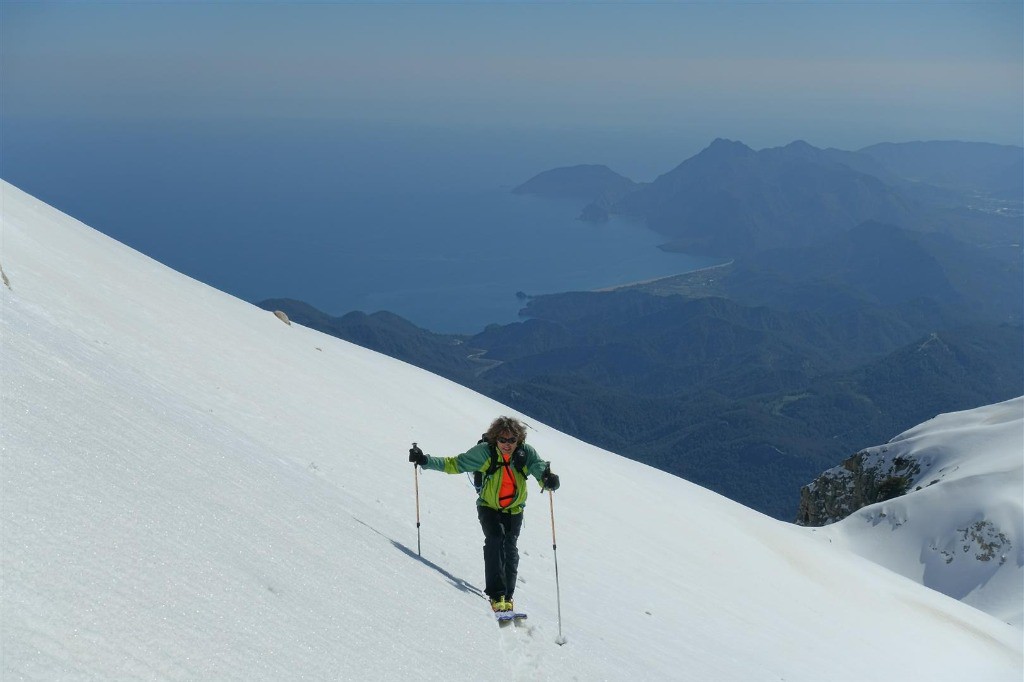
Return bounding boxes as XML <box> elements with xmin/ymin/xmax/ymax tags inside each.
<box><xmin>3</xmin><ymin>1</ymin><xmax>1022</xmax><ymax>152</ymax></box>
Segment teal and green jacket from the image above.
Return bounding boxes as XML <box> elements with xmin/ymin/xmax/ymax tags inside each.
<box><xmin>423</xmin><ymin>442</ymin><xmax>549</xmax><ymax>514</ymax></box>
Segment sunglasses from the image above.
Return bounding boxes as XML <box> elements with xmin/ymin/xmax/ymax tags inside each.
<box><xmin>497</xmin><ymin>436</ymin><xmax>518</xmax><ymax>444</ymax></box>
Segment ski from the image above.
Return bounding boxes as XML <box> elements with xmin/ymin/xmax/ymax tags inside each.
<box><xmin>495</xmin><ymin>612</ymin><xmax>527</xmax><ymax>626</ymax></box>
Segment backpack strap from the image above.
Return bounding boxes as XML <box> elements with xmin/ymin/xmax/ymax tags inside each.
<box><xmin>488</xmin><ymin>444</ymin><xmax>528</xmax><ymax>478</ymax></box>
<box><xmin>474</xmin><ymin>442</ymin><xmax>528</xmax><ymax>493</ymax></box>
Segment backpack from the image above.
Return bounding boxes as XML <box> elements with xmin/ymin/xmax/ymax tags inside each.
<box><xmin>472</xmin><ymin>435</ymin><xmax>529</xmax><ymax>493</ymax></box>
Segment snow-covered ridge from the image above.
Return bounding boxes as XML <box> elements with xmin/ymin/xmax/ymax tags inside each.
<box><xmin>2</xmin><ymin>179</ymin><xmax>1021</xmax><ymax>680</ymax></box>
<box><xmin>816</xmin><ymin>398</ymin><xmax>1023</xmax><ymax>628</ymax></box>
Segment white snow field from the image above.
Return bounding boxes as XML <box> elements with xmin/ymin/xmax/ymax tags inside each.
<box><xmin>819</xmin><ymin>397</ymin><xmax>1023</xmax><ymax>629</ymax></box>
<box><xmin>2</xmin><ymin>179</ymin><xmax>1021</xmax><ymax>681</ymax></box>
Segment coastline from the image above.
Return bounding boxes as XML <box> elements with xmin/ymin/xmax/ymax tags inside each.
<box><xmin>593</xmin><ymin>259</ymin><xmax>734</xmax><ymax>292</ymax></box>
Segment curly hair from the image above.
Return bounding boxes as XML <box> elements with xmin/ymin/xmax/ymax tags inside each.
<box><xmin>483</xmin><ymin>416</ymin><xmax>527</xmax><ymax>445</ymax></box>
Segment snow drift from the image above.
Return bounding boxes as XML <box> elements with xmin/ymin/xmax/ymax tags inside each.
<box><xmin>2</xmin><ymin>180</ymin><xmax>1021</xmax><ymax>681</ymax></box>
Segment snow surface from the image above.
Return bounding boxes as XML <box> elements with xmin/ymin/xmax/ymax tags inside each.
<box><xmin>2</xmin><ymin>179</ymin><xmax>1021</xmax><ymax>680</ymax></box>
<box><xmin>818</xmin><ymin>397</ymin><xmax>1023</xmax><ymax>628</ymax></box>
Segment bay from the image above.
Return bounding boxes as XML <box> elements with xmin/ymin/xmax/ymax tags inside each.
<box><xmin>300</xmin><ymin>189</ymin><xmax>718</xmax><ymax>333</ymax></box>
<box><xmin>2</xmin><ymin>119</ymin><xmax>717</xmax><ymax>334</ymax></box>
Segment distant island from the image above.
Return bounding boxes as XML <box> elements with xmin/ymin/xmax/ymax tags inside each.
<box><xmin>512</xmin><ymin>163</ymin><xmax>636</xmax><ymax>222</ymax></box>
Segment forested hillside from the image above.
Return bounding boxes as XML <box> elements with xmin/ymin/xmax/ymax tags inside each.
<box><xmin>262</xmin><ymin>140</ymin><xmax>1023</xmax><ymax>519</ymax></box>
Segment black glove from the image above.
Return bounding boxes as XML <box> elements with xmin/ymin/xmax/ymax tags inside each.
<box><xmin>408</xmin><ymin>445</ymin><xmax>427</xmax><ymax>467</ymax></box>
<box><xmin>541</xmin><ymin>469</ymin><xmax>560</xmax><ymax>491</ymax></box>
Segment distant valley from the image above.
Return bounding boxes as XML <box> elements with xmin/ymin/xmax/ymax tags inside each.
<box><xmin>262</xmin><ymin>139</ymin><xmax>1023</xmax><ymax>520</ymax></box>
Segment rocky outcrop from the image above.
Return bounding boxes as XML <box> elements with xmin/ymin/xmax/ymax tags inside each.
<box><xmin>797</xmin><ymin>448</ymin><xmax>922</xmax><ymax>526</ymax></box>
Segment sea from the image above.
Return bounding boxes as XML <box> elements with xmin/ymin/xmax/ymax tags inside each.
<box><xmin>2</xmin><ymin>119</ymin><xmax>717</xmax><ymax>334</ymax></box>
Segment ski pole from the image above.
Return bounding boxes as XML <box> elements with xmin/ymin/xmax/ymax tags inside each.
<box><xmin>549</xmin><ymin>489</ymin><xmax>567</xmax><ymax>646</ymax></box>
<box><xmin>413</xmin><ymin>442</ymin><xmax>421</xmax><ymax>557</ymax></box>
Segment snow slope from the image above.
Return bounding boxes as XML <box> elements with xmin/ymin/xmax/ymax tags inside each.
<box><xmin>2</xmin><ymin>179</ymin><xmax>1021</xmax><ymax>681</ymax></box>
<box><xmin>818</xmin><ymin>398</ymin><xmax>1023</xmax><ymax>628</ymax></box>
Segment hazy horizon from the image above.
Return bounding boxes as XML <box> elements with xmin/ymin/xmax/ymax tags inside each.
<box><xmin>4</xmin><ymin>2</ymin><xmax>1021</xmax><ymax>147</ymax></box>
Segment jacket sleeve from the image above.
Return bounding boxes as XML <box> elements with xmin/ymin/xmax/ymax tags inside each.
<box><xmin>423</xmin><ymin>442</ymin><xmax>490</xmax><ymax>475</ymax></box>
<box><xmin>523</xmin><ymin>443</ymin><xmax>550</xmax><ymax>482</ymax></box>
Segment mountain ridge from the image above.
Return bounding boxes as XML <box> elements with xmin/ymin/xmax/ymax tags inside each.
<box><xmin>513</xmin><ymin>139</ymin><xmax>1022</xmax><ymax>256</ymax></box>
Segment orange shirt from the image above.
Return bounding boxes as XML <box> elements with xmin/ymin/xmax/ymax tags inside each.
<box><xmin>498</xmin><ymin>451</ymin><xmax>516</xmax><ymax>508</ymax></box>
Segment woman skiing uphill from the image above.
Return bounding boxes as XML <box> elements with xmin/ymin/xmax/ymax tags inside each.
<box><xmin>408</xmin><ymin>416</ymin><xmax>560</xmax><ymax>616</ymax></box>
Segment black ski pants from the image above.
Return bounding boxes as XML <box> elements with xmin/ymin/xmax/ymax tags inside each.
<box><xmin>477</xmin><ymin>505</ymin><xmax>523</xmax><ymax>601</ymax></box>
